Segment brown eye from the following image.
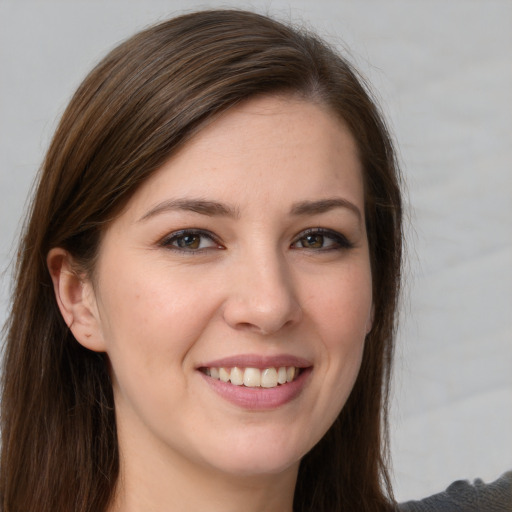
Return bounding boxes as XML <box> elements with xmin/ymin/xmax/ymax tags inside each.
<box><xmin>161</xmin><ymin>230</ymin><xmax>222</xmax><ymax>252</ymax></box>
<box><xmin>299</xmin><ymin>234</ymin><xmax>324</xmax><ymax>248</ymax></box>
<box><xmin>291</xmin><ymin>229</ymin><xmax>354</xmax><ymax>251</ymax></box>
<box><xmin>176</xmin><ymin>235</ymin><xmax>201</xmax><ymax>249</ymax></box>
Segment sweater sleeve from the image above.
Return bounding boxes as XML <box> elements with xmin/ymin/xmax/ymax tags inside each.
<box><xmin>398</xmin><ymin>471</ymin><xmax>512</xmax><ymax>512</ymax></box>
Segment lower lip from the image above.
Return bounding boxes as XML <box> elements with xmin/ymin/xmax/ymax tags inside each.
<box><xmin>200</xmin><ymin>368</ymin><xmax>312</xmax><ymax>410</ymax></box>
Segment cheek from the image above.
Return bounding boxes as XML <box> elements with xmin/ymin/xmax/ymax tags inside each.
<box><xmin>308</xmin><ymin>263</ymin><xmax>373</xmax><ymax>342</ymax></box>
<box><xmin>96</xmin><ymin>265</ymin><xmax>221</xmax><ymax>372</ymax></box>
<box><xmin>304</xmin><ymin>262</ymin><xmax>371</xmax><ymax>409</ymax></box>
<box><xmin>98</xmin><ymin>268</ymin><xmax>223</xmax><ymax>420</ymax></box>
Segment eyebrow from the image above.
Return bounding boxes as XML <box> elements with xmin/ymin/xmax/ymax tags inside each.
<box><xmin>138</xmin><ymin>198</ymin><xmax>240</xmax><ymax>222</ymax></box>
<box><xmin>138</xmin><ymin>196</ymin><xmax>361</xmax><ymax>223</ymax></box>
<box><xmin>290</xmin><ymin>198</ymin><xmax>362</xmax><ymax>223</ymax></box>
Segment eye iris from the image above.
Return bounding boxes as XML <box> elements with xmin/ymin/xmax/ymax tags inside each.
<box><xmin>302</xmin><ymin>234</ymin><xmax>324</xmax><ymax>248</ymax></box>
<box><xmin>177</xmin><ymin>235</ymin><xmax>200</xmax><ymax>249</ymax></box>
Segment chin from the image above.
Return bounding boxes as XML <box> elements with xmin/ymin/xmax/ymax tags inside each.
<box><xmin>211</xmin><ymin>454</ymin><xmax>301</xmax><ymax>478</ymax></box>
<box><xmin>199</xmin><ymin>431</ymin><xmax>308</xmax><ymax>477</ymax></box>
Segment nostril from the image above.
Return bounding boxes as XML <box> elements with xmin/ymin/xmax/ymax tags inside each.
<box><xmin>225</xmin><ymin>301</ymin><xmax>303</xmax><ymax>335</ymax></box>
<box><xmin>236</xmin><ymin>322</ymin><xmax>259</xmax><ymax>332</ymax></box>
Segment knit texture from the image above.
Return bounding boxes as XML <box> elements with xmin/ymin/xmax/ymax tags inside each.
<box><xmin>399</xmin><ymin>471</ymin><xmax>512</xmax><ymax>512</ymax></box>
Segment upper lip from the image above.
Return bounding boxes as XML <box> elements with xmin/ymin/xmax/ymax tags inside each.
<box><xmin>198</xmin><ymin>354</ymin><xmax>313</xmax><ymax>370</ymax></box>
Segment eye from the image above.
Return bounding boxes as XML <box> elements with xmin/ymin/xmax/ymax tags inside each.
<box><xmin>160</xmin><ymin>229</ymin><xmax>222</xmax><ymax>252</ymax></box>
<box><xmin>291</xmin><ymin>228</ymin><xmax>353</xmax><ymax>251</ymax></box>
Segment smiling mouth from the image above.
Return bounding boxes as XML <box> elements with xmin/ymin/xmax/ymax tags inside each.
<box><xmin>200</xmin><ymin>366</ymin><xmax>301</xmax><ymax>388</ymax></box>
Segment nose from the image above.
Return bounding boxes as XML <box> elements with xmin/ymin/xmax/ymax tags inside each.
<box><xmin>222</xmin><ymin>250</ymin><xmax>303</xmax><ymax>336</ymax></box>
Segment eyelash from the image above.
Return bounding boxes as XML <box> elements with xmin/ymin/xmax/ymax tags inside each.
<box><xmin>159</xmin><ymin>229</ymin><xmax>223</xmax><ymax>253</ymax></box>
<box><xmin>159</xmin><ymin>228</ymin><xmax>354</xmax><ymax>253</ymax></box>
<box><xmin>290</xmin><ymin>228</ymin><xmax>354</xmax><ymax>252</ymax></box>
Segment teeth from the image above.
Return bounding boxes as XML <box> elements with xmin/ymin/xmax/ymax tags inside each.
<box><xmin>230</xmin><ymin>367</ymin><xmax>244</xmax><ymax>386</ymax></box>
<box><xmin>243</xmin><ymin>367</ymin><xmax>261</xmax><ymax>387</ymax></box>
<box><xmin>277</xmin><ymin>366</ymin><xmax>287</xmax><ymax>384</ymax></box>
<box><xmin>205</xmin><ymin>366</ymin><xmax>300</xmax><ymax>388</ymax></box>
<box><xmin>261</xmin><ymin>368</ymin><xmax>278</xmax><ymax>388</ymax></box>
<box><xmin>219</xmin><ymin>367</ymin><xmax>230</xmax><ymax>383</ymax></box>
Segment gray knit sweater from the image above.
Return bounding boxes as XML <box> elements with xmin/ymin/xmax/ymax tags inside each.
<box><xmin>399</xmin><ymin>472</ymin><xmax>512</xmax><ymax>512</ymax></box>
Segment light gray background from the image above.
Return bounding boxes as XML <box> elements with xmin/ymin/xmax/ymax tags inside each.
<box><xmin>0</xmin><ymin>0</ymin><xmax>510</xmax><ymax>502</ymax></box>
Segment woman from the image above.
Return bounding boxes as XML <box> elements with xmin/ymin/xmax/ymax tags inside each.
<box><xmin>0</xmin><ymin>10</ymin><xmax>402</xmax><ymax>512</ymax></box>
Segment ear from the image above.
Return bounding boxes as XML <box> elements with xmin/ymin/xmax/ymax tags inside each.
<box><xmin>47</xmin><ymin>248</ymin><xmax>106</xmax><ymax>352</ymax></box>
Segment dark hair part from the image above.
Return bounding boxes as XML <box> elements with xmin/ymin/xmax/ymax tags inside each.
<box><xmin>1</xmin><ymin>9</ymin><xmax>402</xmax><ymax>512</ymax></box>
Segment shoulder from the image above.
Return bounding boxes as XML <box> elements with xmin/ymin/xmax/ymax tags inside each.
<box><xmin>398</xmin><ymin>471</ymin><xmax>512</xmax><ymax>512</ymax></box>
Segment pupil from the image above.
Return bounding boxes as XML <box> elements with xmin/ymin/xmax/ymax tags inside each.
<box><xmin>178</xmin><ymin>235</ymin><xmax>199</xmax><ymax>249</ymax></box>
<box><xmin>304</xmin><ymin>235</ymin><xmax>323</xmax><ymax>248</ymax></box>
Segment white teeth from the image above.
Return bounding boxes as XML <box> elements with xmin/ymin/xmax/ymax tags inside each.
<box><xmin>243</xmin><ymin>367</ymin><xmax>261</xmax><ymax>387</ymax></box>
<box><xmin>230</xmin><ymin>367</ymin><xmax>244</xmax><ymax>386</ymax></box>
<box><xmin>261</xmin><ymin>368</ymin><xmax>278</xmax><ymax>388</ymax></box>
<box><xmin>206</xmin><ymin>365</ymin><xmax>300</xmax><ymax>388</ymax></box>
<box><xmin>219</xmin><ymin>367</ymin><xmax>230</xmax><ymax>383</ymax></box>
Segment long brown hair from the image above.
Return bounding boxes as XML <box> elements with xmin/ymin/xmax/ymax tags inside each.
<box><xmin>1</xmin><ymin>9</ymin><xmax>402</xmax><ymax>512</ymax></box>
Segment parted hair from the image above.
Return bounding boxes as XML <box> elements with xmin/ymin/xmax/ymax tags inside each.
<box><xmin>1</xmin><ymin>9</ymin><xmax>402</xmax><ymax>512</ymax></box>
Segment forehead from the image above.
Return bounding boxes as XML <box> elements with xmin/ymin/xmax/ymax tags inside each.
<box><xmin>121</xmin><ymin>95</ymin><xmax>364</xmax><ymax>220</ymax></box>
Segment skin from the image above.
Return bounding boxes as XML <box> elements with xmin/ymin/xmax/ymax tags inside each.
<box><xmin>48</xmin><ymin>95</ymin><xmax>373</xmax><ymax>512</ymax></box>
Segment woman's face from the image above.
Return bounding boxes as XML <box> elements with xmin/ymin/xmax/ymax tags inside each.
<box><xmin>83</xmin><ymin>95</ymin><xmax>373</xmax><ymax>480</ymax></box>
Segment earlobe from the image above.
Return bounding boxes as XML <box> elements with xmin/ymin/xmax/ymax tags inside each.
<box><xmin>47</xmin><ymin>248</ymin><xmax>106</xmax><ymax>352</ymax></box>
